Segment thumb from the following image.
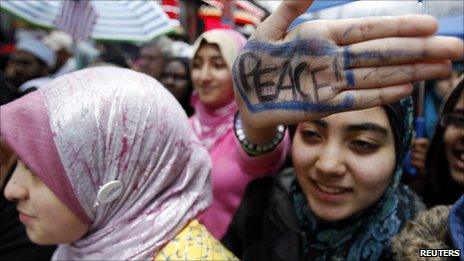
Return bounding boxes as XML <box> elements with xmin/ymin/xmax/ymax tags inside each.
<box><xmin>252</xmin><ymin>0</ymin><xmax>314</xmax><ymax>41</ymax></box>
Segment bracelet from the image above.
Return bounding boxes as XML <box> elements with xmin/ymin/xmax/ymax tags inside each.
<box><xmin>234</xmin><ymin>112</ymin><xmax>286</xmax><ymax>156</ymax></box>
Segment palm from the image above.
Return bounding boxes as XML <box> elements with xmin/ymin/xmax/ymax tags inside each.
<box><xmin>233</xmin><ymin>1</ymin><xmax>463</xmax><ymax>129</ymax></box>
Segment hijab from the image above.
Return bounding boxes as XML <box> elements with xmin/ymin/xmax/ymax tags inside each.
<box><xmin>290</xmin><ymin>97</ymin><xmax>424</xmax><ymax>260</ymax></box>
<box><xmin>189</xmin><ymin>29</ymin><xmax>246</xmax><ymax>150</ymax></box>
<box><xmin>0</xmin><ymin>67</ymin><xmax>212</xmax><ymax>260</ymax></box>
<box><xmin>423</xmin><ymin>77</ymin><xmax>464</xmax><ymax>207</ymax></box>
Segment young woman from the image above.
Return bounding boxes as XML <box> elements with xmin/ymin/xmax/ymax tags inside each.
<box><xmin>1</xmin><ymin>67</ymin><xmax>236</xmax><ymax>260</ymax></box>
<box><xmin>420</xmin><ymin>76</ymin><xmax>464</xmax><ymax>207</ymax></box>
<box><xmin>222</xmin><ymin>98</ymin><xmax>426</xmax><ymax>260</ymax></box>
<box><xmin>189</xmin><ymin>29</ymin><xmax>290</xmax><ymax>239</ymax></box>
<box><xmin>391</xmin><ymin>77</ymin><xmax>464</xmax><ymax>260</ymax></box>
<box><xmin>189</xmin><ymin>0</ymin><xmax>463</xmax><ymax>240</ymax></box>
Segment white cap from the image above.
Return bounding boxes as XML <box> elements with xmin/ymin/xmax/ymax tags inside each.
<box><xmin>42</xmin><ymin>31</ymin><xmax>73</xmax><ymax>52</ymax></box>
<box><xmin>16</xmin><ymin>38</ymin><xmax>56</xmax><ymax>68</ymax></box>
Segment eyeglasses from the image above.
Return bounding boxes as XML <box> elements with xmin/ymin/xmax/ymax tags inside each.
<box><xmin>440</xmin><ymin>113</ymin><xmax>464</xmax><ymax>128</ymax></box>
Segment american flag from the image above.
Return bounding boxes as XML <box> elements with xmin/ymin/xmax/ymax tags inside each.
<box><xmin>55</xmin><ymin>0</ymin><xmax>98</xmax><ymax>41</ymax></box>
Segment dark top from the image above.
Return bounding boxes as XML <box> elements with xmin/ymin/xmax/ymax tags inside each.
<box><xmin>222</xmin><ymin>169</ymin><xmax>302</xmax><ymax>261</ymax></box>
<box><xmin>222</xmin><ymin>169</ymin><xmax>424</xmax><ymax>261</ymax></box>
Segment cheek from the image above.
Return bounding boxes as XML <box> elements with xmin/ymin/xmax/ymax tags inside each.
<box><xmin>443</xmin><ymin>127</ymin><xmax>457</xmax><ymax>148</ymax></box>
<box><xmin>33</xmin><ymin>188</ymin><xmax>88</xmax><ymax>243</ymax></box>
<box><xmin>291</xmin><ymin>136</ymin><xmax>318</xmax><ymax>174</ymax></box>
<box><xmin>349</xmin><ymin>152</ymin><xmax>395</xmax><ymax>194</ymax></box>
<box><xmin>216</xmin><ymin>70</ymin><xmax>233</xmax><ymax>88</ymax></box>
<box><xmin>191</xmin><ymin>71</ymin><xmax>200</xmax><ymax>86</ymax></box>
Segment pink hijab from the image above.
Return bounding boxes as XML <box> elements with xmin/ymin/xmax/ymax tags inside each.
<box><xmin>190</xmin><ymin>29</ymin><xmax>246</xmax><ymax>150</ymax></box>
<box><xmin>0</xmin><ymin>67</ymin><xmax>212</xmax><ymax>260</ymax></box>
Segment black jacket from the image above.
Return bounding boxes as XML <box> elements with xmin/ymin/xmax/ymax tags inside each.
<box><xmin>222</xmin><ymin>169</ymin><xmax>304</xmax><ymax>261</ymax></box>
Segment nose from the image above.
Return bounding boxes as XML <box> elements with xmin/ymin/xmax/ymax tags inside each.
<box><xmin>314</xmin><ymin>142</ymin><xmax>346</xmax><ymax>178</ymax></box>
<box><xmin>197</xmin><ymin>64</ymin><xmax>212</xmax><ymax>83</ymax></box>
<box><xmin>4</xmin><ymin>167</ymin><xmax>29</xmax><ymax>202</ymax></box>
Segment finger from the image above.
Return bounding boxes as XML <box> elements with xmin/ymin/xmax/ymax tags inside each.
<box><xmin>414</xmin><ymin>138</ymin><xmax>430</xmax><ymax>145</ymax></box>
<box><xmin>341</xmin><ymin>61</ymin><xmax>451</xmax><ymax>90</ymax></box>
<box><xmin>328</xmin><ymin>15</ymin><xmax>437</xmax><ymax>45</ymax></box>
<box><xmin>413</xmin><ymin>146</ymin><xmax>428</xmax><ymax>154</ymax></box>
<box><xmin>253</xmin><ymin>0</ymin><xmax>314</xmax><ymax>41</ymax></box>
<box><xmin>331</xmin><ymin>83</ymin><xmax>413</xmax><ymax>110</ymax></box>
<box><xmin>413</xmin><ymin>144</ymin><xmax>429</xmax><ymax>152</ymax></box>
<box><xmin>344</xmin><ymin>36</ymin><xmax>463</xmax><ymax>68</ymax></box>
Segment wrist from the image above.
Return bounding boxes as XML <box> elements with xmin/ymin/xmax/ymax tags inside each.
<box><xmin>234</xmin><ymin>112</ymin><xmax>286</xmax><ymax>156</ymax></box>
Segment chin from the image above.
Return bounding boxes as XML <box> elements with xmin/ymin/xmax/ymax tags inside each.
<box><xmin>313</xmin><ymin>209</ymin><xmax>350</xmax><ymax>222</ymax></box>
<box><xmin>450</xmin><ymin>170</ymin><xmax>464</xmax><ymax>186</ymax></box>
<box><xmin>307</xmin><ymin>199</ymin><xmax>351</xmax><ymax>222</ymax></box>
<box><xmin>26</xmin><ymin>229</ymin><xmax>52</xmax><ymax>245</ymax></box>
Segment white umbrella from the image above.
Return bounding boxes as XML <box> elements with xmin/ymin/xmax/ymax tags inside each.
<box><xmin>1</xmin><ymin>0</ymin><xmax>173</xmax><ymax>42</ymax></box>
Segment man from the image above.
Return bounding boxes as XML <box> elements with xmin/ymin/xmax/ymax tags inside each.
<box><xmin>42</xmin><ymin>31</ymin><xmax>77</xmax><ymax>77</ymax></box>
<box><xmin>4</xmin><ymin>38</ymin><xmax>56</xmax><ymax>93</ymax></box>
<box><xmin>139</xmin><ymin>36</ymin><xmax>172</xmax><ymax>80</ymax></box>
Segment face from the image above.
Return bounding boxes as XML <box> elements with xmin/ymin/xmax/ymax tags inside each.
<box><xmin>161</xmin><ymin>60</ymin><xmax>189</xmax><ymax>101</ymax></box>
<box><xmin>4</xmin><ymin>160</ymin><xmax>89</xmax><ymax>245</ymax></box>
<box><xmin>292</xmin><ymin>107</ymin><xmax>396</xmax><ymax>221</ymax></box>
<box><xmin>443</xmin><ymin>92</ymin><xmax>464</xmax><ymax>185</ymax></box>
<box><xmin>139</xmin><ymin>45</ymin><xmax>165</xmax><ymax>79</ymax></box>
<box><xmin>5</xmin><ymin>50</ymin><xmax>47</xmax><ymax>88</ymax></box>
<box><xmin>191</xmin><ymin>43</ymin><xmax>234</xmax><ymax>109</ymax></box>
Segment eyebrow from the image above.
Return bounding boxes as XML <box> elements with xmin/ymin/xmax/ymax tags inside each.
<box><xmin>211</xmin><ymin>56</ymin><xmax>225</xmax><ymax>61</ymax></box>
<box><xmin>345</xmin><ymin>123</ymin><xmax>389</xmax><ymax>137</ymax></box>
<box><xmin>310</xmin><ymin>119</ymin><xmax>328</xmax><ymax>128</ymax></box>
<box><xmin>452</xmin><ymin>108</ymin><xmax>464</xmax><ymax>114</ymax></box>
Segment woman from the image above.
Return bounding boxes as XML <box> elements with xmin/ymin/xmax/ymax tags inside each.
<box><xmin>189</xmin><ymin>29</ymin><xmax>290</xmax><ymax>239</ymax></box>
<box><xmin>391</xmin><ymin>77</ymin><xmax>464</xmax><ymax>260</ymax></box>
<box><xmin>1</xmin><ymin>67</ymin><xmax>236</xmax><ymax>260</ymax></box>
<box><xmin>222</xmin><ymin>97</ymin><xmax>425</xmax><ymax>260</ymax></box>
<box><xmin>420</xmin><ymin>76</ymin><xmax>464</xmax><ymax>207</ymax></box>
<box><xmin>161</xmin><ymin>56</ymin><xmax>194</xmax><ymax>116</ymax></box>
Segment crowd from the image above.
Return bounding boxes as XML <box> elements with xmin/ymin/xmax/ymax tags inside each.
<box><xmin>0</xmin><ymin>1</ymin><xmax>463</xmax><ymax>260</ymax></box>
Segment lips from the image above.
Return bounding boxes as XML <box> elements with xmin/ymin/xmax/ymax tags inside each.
<box><xmin>17</xmin><ymin>208</ymin><xmax>35</xmax><ymax>225</ymax></box>
<box><xmin>18</xmin><ymin>211</ymin><xmax>35</xmax><ymax>225</ymax></box>
<box><xmin>199</xmin><ymin>85</ymin><xmax>217</xmax><ymax>94</ymax></box>
<box><xmin>314</xmin><ymin>181</ymin><xmax>350</xmax><ymax>194</ymax></box>
<box><xmin>308</xmin><ymin>177</ymin><xmax>352</xmax><ymax>203</ymax></box>
<box><xmin>450</xmin><ymin>147</ymin><xmax>464</xmax><ymax>171</ymax></box>
<box><xmin>315</xmin><ymin>182</ymin><xmax>349</xmax><ymax>194</ymax></box>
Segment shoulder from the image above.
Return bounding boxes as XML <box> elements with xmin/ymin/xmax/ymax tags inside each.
<box><xmin>391</xmin><ymin>205</ymin><xmax>452</xmax><ymax>260</ymax></box>
<box><xmin>222</xmin><ymin>169</ymin><xmax>301</xmax><ymax>260</ymax></box>
<box><xmin>154</xmin><ymin>220</ymin><xmax>238</xmax><ymax>261</ymax></box>
<box><xmin>239</xmin><ymin>168</ymin><xmax>293</xmax><ymax>212</ymax></box>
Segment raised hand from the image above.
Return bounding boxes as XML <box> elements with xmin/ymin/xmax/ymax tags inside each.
<box><xmin>233</xmin><ymin>0</ymin><xmax>463</xmax><ymax>130</ymax></box>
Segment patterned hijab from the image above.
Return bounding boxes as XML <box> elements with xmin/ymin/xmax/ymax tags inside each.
<box><xmin>0</xmin><ymin>67</ymin><xmax>212</xmax><ymax>260</ymax></box>
<box><xmin>190</xmin><ymin>29</ymin><xmax>246</xmax><ymax>150</ymax></box>
<box><xmin>290</xmin><ymin>97</ymin><xmax>424</xmax><ymax>260</ymax></box>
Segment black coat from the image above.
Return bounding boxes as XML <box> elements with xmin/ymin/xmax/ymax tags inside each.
<box><xmin>222</xmin><ymin>169</ymin><xmax>304</xmax><ymax>261</ymax></box>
